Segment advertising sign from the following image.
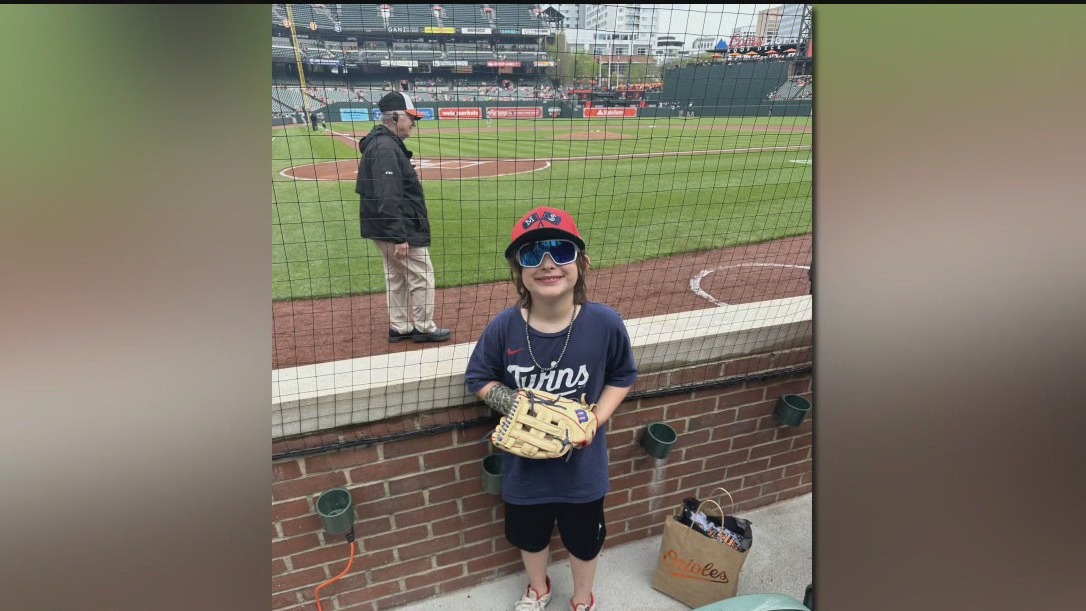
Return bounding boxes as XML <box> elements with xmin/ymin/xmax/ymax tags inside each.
<box><xmin>499</xmin><ymin>29</ymin><xmax>520</xmax><ymax>35</ymax></box>
<box><xmin>432</xmin><ymin>60</ymin><xmax>469</xmax><ymax>67</ymax></box>
<box><xmin>387</xmin><ymin>26</ymin><xmax>418</xmax><ymax>33</ymax></box>
<box><xmin>339</xmin><ymin>108</ymin><xmax>370</xmax><ymax>122</ymax></box>
<box><xmin>534</xmin><ymin>60</ymin><xmax>556</xmax><ymax>67</ymax></box>
<box><xmin>373</xmin><ymin>107</ymin><xmax>435</xmax><ymax>121</ymax></box>
<box><xmin>521</xmin><ymin>28</ymin><xmax>551</xmax><ymax>36</ymax></box>
<box><xmin>380</xmin><ymin>60</ymin><xmax>418</xmax><ymax>67</ymax></box>
<box><xmin>423</xmin><ymin>26</ymin><xmax>456</xmax><ymax>34</ymax></box>
<box><xmin>460</xmin><ymin>27</ymin><xmax>492</xmax><ymax>35</ymax></box>
<box><xmin>438</xmin><ymin>107</ymin><xmax>482</xmax><ymax>119</ymax></box>
<box><xmin>584</xmin><ymin>107</ymin><xmax>638</xmax><ymax>118</ymax></box>
<box><xmin>487</xmin><ymin>61</ymin><xmax>522</xmax><ymax>67</ymax></box>
<box><xmin>486</xmin><ymin>107</ymin><xmax>543</xmax><ymax>119</ymax></box>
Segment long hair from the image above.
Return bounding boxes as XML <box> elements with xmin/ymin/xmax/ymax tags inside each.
<box><xmin>507</xmin><ymin>247</ymin><xmax>589</xmax><ymax>310</ymax></box>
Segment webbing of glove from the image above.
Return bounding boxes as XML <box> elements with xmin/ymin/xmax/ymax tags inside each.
<box><xmin>491</xmin><ymin>389</ymin><xmax>596</xmax><ymax>460</ymax></box>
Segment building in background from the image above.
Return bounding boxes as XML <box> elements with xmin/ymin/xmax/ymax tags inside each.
<box><xmin>756</xmin><ymin>6</ymin><xmax>783</xmax><ymax>44</ymax></box>
<box><xmin>654</xmin><ymin>34</ymin><xmax>684</xmax><ymax>61</ymax></box>
<box><xmin>540</xmin><ymin>4</ymin><xmax>583</xmax><ymax>29</ymax></box>
<box><xmin>776</xmin><ymin>3</ymin><xmax>805</xmax><ymax>41</ymax></box>
<box><xmin>584</xmin><ymin>4</ymin><xmax>660</xmax><ymax>40</ymax></box>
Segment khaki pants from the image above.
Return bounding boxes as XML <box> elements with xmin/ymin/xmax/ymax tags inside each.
<box><xmin>374</xmin><ymin>240</ymin><xmax>437</xmax><ymax>334</ymax></box>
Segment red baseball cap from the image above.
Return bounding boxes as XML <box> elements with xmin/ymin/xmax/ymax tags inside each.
<box><xmin>505</xmin><ymin>207</ymin><xmax>586</xmax><ymax>259</ymax></box>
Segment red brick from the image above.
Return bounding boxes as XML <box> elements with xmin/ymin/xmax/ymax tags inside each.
<box><xmin>721</xmin><ymin>354</ymin><xmax>775</xmax><ymax>377</ymax></box>
<box><xmin>790</xmin><ymin>433</ymin><xmax>813</xmax><ymax>449</ymax></box>
<box><xmin>273</xmin><ymin>534</ymin><xmax>321</xmax><ymax>559</ymax></box>
<box><xmin>774</xmin><ymin>347</ymin><xmax>813</xmax><ymax>368</ymax></box>
<box><xmin>273</xmin><ymin>498</ymin><xmax>312</xmax><ymax>522</ymax></box>
<box><xmin>272</xmin><ymin>558</ymin><xmax>289</xmax><ymax>576</ymax></box>
<box><xmin>729</xmin><ymin>429</ymin><xmax>777</xmax><ymax>449</ymax></box>
<box><xmin>363</xmin><ymin>524</ymin><xmax>427</xmax><ymax>552</ymax></box>
<box><xmin>638</xmin><ymin>391</ymin><xmax>693</xmax><ymax>409</ymax></box>
<box><xmin>291</xmin><ymin>542</ymin><xmax>359</xmax><ymax>571</ymax></box>
<box><xmin>463</xmin><ymin>520</ymin><xmax>505</xmax><ymax>544</ymax></box>
<box><xmin>423</xmin><ymin>444</ymin><xmax>488</xmax><ymax>470</ymax></box>
<box><xmin>428</xmin><ymin>479</ymin><xmax>483</xmax><ymax>504</ymax></box>
<box><xmin>610</xmin><ymin>406</ymin><xmax>666</xmax><ymax>432</ymax></box>
<box><xmin>318</xmin><ymin>516</ymin><xmax>391</xmax><ymax>543</ymax></box>
<box><xmin>736</xmin><ymin>493</ymin><xmax>781</xmax><ymax>513</ymax></box>
<box><xmin>704</xmin><ymin>448</ymin><xmax>752</xmax><ymax>471</ymax></box>
<box><xmin>432</xmin><ymin>508</ymin><xmax>492</xmax><ymax>536</ymax></box>
<box><xmin>765</xmin><ymin>378</ymin><xmax>811</xmax><ymax>398</ymax></box>
<box><xmin>681</xmin><ymin>437</ymin><xmax>731</xmax><ymax>461</ymax></box>
<box><xmin>608</xmin><ymin>499</ymin><xmax>652</xmax><ymax>523</ymax></box>
<box><xmin>769</xmin><ymin>448</ymin><xmax>810</xmax><ymax>467</ymax></box>
<box><xmin>272</xmin><ymin>591</ymin><xmax>299</xmax><ymax>609</ymax></box>
<box><xmin>609</xmin><ymin>460</ymin><xmax>633</xmax><ymax>478</ymax></box>
<box><xmin>741</xmin><ymin>467</ymin><xmax>785</xmax><ymax>488</ymax></box>
<box><xmin>775</xmin><ymin>418</ymin><xmax>813</xmax><ymax>438</ymax></box>
<box><xmin>726</xmin><ymin>458</ymin><xmax>770</xmax><ymax>479</ymax></box>
<box><xmin>737</xmin><ymin>400</ymin><xmax>777</xmax><ymax>422</ymax></box>
<box><xmin>665</xmin><ymin>396</ymin><xmax>719</xmax><ymax>420</ymax></box>
<box><xmin>367</xmin><ymin>491</ymin><xmax>425</xmax><ymax>515</ymax></box>
<box><xmin>304</xmin><ymin>446</ymin><xmax>378</xmax><ymax>473</ymax></box>
<box><xmin>272</xmin><ymin>471</ymin><xmax>348</xmax><ymax>502</ymax></box>
<box><xmin>337</xmin><ymin>580</ymin><xmax>402</xmax><ymax>607</ymax></box>
<box><xmin>281</xmin><ymin>514</ymin><xmax>323</xmax><ymax>537</ymax></box>
<box><xmin>372</xmin><ymin>586</ymin><xmax>438</xmax><ymax>610</ymax></box>
<box><xmin>387</xmin><ymin>467</ymin><xmax>456</xmax><ymax>496</ymax></box>
<box><xmin>678</xmin><ymin>466</ymin><xmax>730</xmax><ymax>490</ymax></box>
<box><xmin>719</xmin><ymin>387</ymin><xmax>767</xmax><ymax>408</ymax></box>
<box><xmin>629</xmin><ymin>477</ymin><xmax>681</xmax><ymax>502</ymax></box>
<box><xmin>399</xmin><ymin>533</ymin><xmax>462</xmax><ymax>561</ymax></box>
<box><xmin>779</xmin><ymin>483</ymin><xmax>812</xmax><ymax>500</ymax></box>
<box><xmin>344</xmin><ymin>482</ymin><xmax>385</xmax><ymax>505</ymax></box>
<box><xmin>405</xmin><ymin>565</ymin><xmax>466</xmax><ymax>591</ymax></box>
<box><xmin>348</xmin><ymin>456</ymin><xmax>422</xmax><ymax>485</ymax></box>
<box><xmin>273</xmin><ymin>460</ymin><xmax>303</xmax><ymax>482</ymax></box>
<box><xmin>784</xmin><ymin>462</ymin><xmax>812</xmax><ymax>478</ymax></box>
<box><xmin>714</xmin><ymin>418</ymin><xmax>759</xmax><ymax>440</ymax></box>
<box><xmin>760</xmin><ymin>474</ymin><xmax>804</xmax><ymax>495</ymax></box>
<box><xmin>466</xmin><ymin>547</ymin><xmax>522</xmax><ymax>573</ymax></box>
<box><xmin>610</xmin><ymin>469</ymin><xmax>654</xmax><ymax>491</ymax></box>
<box><xmin>461</xmin><ymin>491</ymin><xmax>502</xmax><ymax>513</ymax></box>
<box><xmin>605</xmin><ymin>428</ymin><xmax>635</xmax><ymax>447</ymax></box>
<box><xmin>382</xmin><ymin>431</ymin><xmax>455</xmax><ymax>459</ymax></box>
<box><xmin>369</xmin><ymin>556</ymin><xmax>433</xmax><ymax>584</ymax></box>
<box><xmin>394</xmin><ymin>500</ymin><xmax>458</xmax><ymax>529</ymax></box>
<box><xmin>435</xmin><ymin>540</ymin><xmax>493</xmax><ymax>566</ymax></box>
<box><xmin>342</xmin><ymin>548</ymin><xmax>396</xmax><ymax>574</ymax></box>
<box><xmin>273</xmin><ymin>566</ymin><xmax>327</xmax><ymax>593</ymax></box>
<box><xmin>671</xmin><ymin>363</ymin><xmax>724</xmax><ymax>386</ymax></box>
<box><xmin>663</xmin><ymin>460</ymin><xmax>704</xmax><ymax>480</ymax></box>
<box><xmin>604</xmin><ymin>489</ymin><xmax>630</xmax><ymax>508</ymax></box>
<box><xmin>688</xmin><ymin>407</ymin><xmax>738</xmax><ymax>430</ymax></box>
<box><xmin>748</xmin><ymin>439</ymin><xmax>793</xmax><ymax>460</ymax></box>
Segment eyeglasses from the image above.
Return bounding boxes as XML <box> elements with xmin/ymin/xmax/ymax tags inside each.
<box><xmin>517</xmin><ymin>239</ymin><xmax>579</xmax><ymax>268</ymax></box>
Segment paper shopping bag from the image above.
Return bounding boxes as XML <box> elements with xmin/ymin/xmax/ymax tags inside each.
<box><xmin>651</xmin><ymin>490</ymin><xmax>751</xmax><ymax>608</ymax></box>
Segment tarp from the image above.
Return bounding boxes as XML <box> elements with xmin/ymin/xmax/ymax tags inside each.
<box><xmin>713</xmin><ymin>39</ymin><xmax>729</xmax><ymax>51</ymax></box>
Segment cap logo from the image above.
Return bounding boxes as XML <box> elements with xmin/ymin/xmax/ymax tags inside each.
<box><xmin>542</xmin><ymin>211</ymin><xmax>562</xmax><ymax>225</ymax></box>
<box><xmin>522</xmin><ymin>212</ymin><xmax>540</xmax><ymax>230</ymax></box>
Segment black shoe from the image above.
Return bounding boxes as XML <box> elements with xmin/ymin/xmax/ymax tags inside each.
<box><xmin>389</xmin><ymin>328</ymin><xmax>421</xmax><ymax>343</ymax></box>
<box><xmin>413</xmin><ymin>328</ymin><xmax>452</xmax><ymax>343</ymax></box>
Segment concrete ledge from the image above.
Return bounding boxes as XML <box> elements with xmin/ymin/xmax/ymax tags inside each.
<box><xmin>273</xmin><ymin>296</ymin><xmax>811</xmax><ymax>438</ymax></box>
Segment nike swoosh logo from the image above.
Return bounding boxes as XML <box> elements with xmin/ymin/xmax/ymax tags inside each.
<box><xmin>507</xmin><ymin>348</ymin><xmax>524</xmax><ymax>356</ymax></box>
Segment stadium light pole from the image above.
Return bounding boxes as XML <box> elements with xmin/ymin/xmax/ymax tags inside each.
<box><xmin>285</xmin><ymin>4</ymin><xmax>311</xmax><ymax>118</ymax></box>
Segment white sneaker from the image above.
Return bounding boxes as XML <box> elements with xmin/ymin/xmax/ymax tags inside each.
<box><xmin>514</xmin><ymin>576</ymin><xmax>552</xmax><ymax>610</ymax></box>
<box><xmin>570</xmin><ymin>593</ymin><xmax>596</xmax><ymax>611</ymax></box>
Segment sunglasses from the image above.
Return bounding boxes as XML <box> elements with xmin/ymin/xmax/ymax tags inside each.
<box><xmin>517</xmin><ymin>239</ymin><xmax>579</xmax><ymax>268</ymax></box>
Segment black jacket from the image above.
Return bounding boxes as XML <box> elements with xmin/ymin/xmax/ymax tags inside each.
<box><xmin>355</xmin><ymin>125</ymin><xmax>431</xmax><ymax>246</ymax></box>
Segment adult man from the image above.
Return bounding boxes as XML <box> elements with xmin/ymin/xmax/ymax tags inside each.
<box><xmin>355</xmin><ymin>91</ymin><xmax>452</xmax><ymax>343</ymax></box>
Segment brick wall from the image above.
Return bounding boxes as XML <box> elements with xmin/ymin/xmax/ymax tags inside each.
<box><xmin>271</xmin><ymin>352</ymin><xmax>812</xmax><ymax>611</ymax></box>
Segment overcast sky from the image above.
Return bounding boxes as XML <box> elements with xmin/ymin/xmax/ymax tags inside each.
<box><xmin>656</xmin><ymin>4</ymin><xmax>781</xmax><ymax>44</ymax></box>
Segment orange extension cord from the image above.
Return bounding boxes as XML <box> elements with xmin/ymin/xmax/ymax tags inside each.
<box><xmin>314</xmin><ymin>541</ymin><xmax>356</xmax><ymax>611</ymax></box>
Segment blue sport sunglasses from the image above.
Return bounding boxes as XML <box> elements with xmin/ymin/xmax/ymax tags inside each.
<box><xmin>516</xmin><ymin>239</ymin><xmax>579</xmax><ymax>268</ymax></box>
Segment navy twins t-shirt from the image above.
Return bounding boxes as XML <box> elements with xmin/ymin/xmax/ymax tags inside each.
<box><xmin>465</xmin><ymin>302</ymin><xmax>638</xmax><ymax>504</ymax></box>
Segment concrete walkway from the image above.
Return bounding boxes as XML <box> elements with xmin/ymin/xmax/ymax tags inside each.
<box><xmin>396</xmin><ymin>493</ymin><xmax>811</xmax><ymax>610</ymax></box>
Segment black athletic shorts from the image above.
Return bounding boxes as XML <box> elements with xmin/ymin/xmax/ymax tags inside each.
<box><xmin>504</xmin><ymin>496</ymin><xmax>607</xmax><ymax>561</ymax></box>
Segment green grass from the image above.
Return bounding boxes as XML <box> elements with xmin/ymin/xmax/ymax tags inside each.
<box><xmin>272</xmin><ymin>117</ymin><xmax>812</xmax><ymax>301</ymax></box>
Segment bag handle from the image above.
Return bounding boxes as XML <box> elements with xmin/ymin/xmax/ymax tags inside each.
<box><xmin>709</xmin><ymin>487</ymin><xmax>735</xmax><ymax>514</ymax></box>
<box><xmin>688</xmin><ymin>498</ymin><xmax>725</xmax><ymax>531</ymax></box>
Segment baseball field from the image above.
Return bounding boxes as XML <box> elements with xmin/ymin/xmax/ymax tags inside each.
<box><xmin>272</xmin><ymin>116</ymin><xmax>812</xmax><ymax>302</ymax></box>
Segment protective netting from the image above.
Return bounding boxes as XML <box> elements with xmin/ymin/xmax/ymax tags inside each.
<box><xmin>271</xmin><ymin>4</ymin><xmax>812</xmax><ymax>456</ymax></box>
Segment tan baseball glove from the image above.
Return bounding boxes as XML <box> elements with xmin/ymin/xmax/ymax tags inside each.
<box><xmin>491</xmin><ymin>389</ymin><xmax>598</xmax><ymax>460</ymax></box>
